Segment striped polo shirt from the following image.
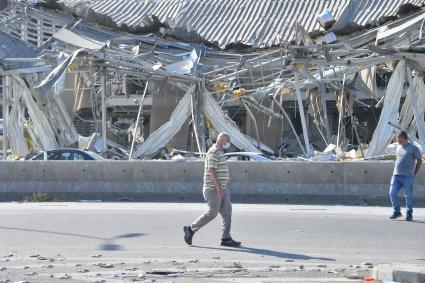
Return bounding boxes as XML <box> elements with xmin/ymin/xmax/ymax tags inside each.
<box><xmin>203</xmin><ymin>144</ymin><xmax>230</xmax><ymax>191</ymax></box>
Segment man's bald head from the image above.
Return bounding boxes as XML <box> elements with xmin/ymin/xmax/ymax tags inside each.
<box><xmin>216</xmin><ymin>132</ymin><xmax>230</xmax><ymax>148</ymax></box>
<box><xmin>217</xmin><ymin>132</ymin><xmax>230</xmax><ymax>141</ymax></box>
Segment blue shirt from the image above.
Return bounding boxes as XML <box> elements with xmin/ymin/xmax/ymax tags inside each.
<box><xmin>393</xmin><ymin>143</ymin><xmax>422</xmax><ymax>176</ymax></box>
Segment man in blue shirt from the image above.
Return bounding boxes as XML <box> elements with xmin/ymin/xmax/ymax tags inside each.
<box><xmin>390</xmin><ymin>131</ymin><xmax>422</xmax><ymax>221</ymax></box>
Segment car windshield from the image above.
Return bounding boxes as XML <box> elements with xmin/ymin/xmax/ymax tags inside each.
<box><xmin>31</xmin><ymin>152</ymin><xmax>45</xmax><ymax>160</ymax></box>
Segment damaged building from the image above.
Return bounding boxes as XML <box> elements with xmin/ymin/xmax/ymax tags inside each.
<box><xmin>2</xmin><ymin>0</ymin><xmax>425</xmax><ymax>160</ymax></box>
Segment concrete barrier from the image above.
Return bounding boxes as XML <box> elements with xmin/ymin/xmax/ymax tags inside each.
<box><xmin>0</xmin><ymin>160</ymin><xmax>424</xmax><ymax>205</ymax></box>
<box><xmin>373</xmin><ymin>264</ymin><xmax>425</xmax><ymax>283</ymax></box>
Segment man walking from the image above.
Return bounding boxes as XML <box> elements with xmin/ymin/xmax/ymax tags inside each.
<box><xmin>183</xmin><ymin>132</ymin><xmax>241</xmax><ymax>247</ymax></box>
<box><xmin>390</xmin><ymin>131</ymin><xmax>422</xmax><ymax>221</ymax></box>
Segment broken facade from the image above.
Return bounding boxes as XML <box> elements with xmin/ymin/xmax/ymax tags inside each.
<box><xmin>2</xmin><ymin>0</ymin><xmax>425</xmax><ymax>160</ymax></box>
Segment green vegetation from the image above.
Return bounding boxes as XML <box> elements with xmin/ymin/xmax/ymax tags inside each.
<box><xmin>24</xmin><ymin>192</ymin><xmax>58</xmax><ymax>202</ymax></box>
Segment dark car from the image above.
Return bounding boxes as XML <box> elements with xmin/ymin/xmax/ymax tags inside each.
<box><xmin>28</xmin><ymin>149</ymin><xmax>104</xmax><ymax>160</ymax></box>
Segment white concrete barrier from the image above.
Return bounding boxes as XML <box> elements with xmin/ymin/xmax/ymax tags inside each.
<box><xmin>0</xmin><ymin>160</ymin><xmax>424</xmax><ymax>204</ymax></box>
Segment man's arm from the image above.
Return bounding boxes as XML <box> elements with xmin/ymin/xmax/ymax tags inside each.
<box><xmin>206</xmin><ymin>150</ymin><xmax>224</xmax><ymax>197</ymax></box>
<box><xmin>415</xmin><ymin>158</ymin><xmax>422</xmax><ymax>176</ymax></box>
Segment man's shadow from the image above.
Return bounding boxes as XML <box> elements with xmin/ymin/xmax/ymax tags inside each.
<box><xmin>191</xmin><ymin>245</ymin><xmax>335</xmax><ymax>261</ymax></box>
<box><xmin>391</xmin><ymin>219</ymin><xmax>425</xmax><ymax>223</ymax></box>
<box><xmin>0</xmin><ymin>226</ymin><xmax>144</xmax><ymax>251</ymax></box>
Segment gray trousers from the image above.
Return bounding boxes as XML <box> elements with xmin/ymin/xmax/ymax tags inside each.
<box><xmin>190</xmin><ymin>188</ymin><xmax>232</xmax><ymax>239</ymax></box>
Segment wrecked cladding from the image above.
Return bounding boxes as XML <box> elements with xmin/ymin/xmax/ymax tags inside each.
<box><xmin>58</xmin><ymin>0</ymin><xmax>425</xmax><ymax>49</ymax></box>
<box><xmin>1</xmin><ymin>0</ymin><xmax>425</xmax><ymax>161</ymax></box>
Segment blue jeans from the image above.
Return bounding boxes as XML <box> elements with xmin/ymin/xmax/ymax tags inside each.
<box><xmin>390</xmin><ymin>175</ymin><xmax>414</xmax><ymax>215</ymax></box>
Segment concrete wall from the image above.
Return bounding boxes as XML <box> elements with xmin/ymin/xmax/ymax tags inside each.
<box><xmin>1</xmin><ymin>160</ymin><xmax>424</xmax><ymax>205</ymax></box>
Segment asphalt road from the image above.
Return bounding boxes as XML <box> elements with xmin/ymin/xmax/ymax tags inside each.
<box><xmin>0</xmin><ymin>202</ymin><xmax>424</xmax><ymax>282</ymax></box>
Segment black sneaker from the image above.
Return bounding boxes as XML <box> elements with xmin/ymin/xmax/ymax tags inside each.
<box><xmin>406</xmin><ymin>214</ymin><xmax>413</xmax><ymax>221</ymax></box>
<box><xmin>183</xmin><ymin>226</ymin><xmax>194</xmax><ymax>245</ymax></box>
<box><xmin>221</xmin><ymin>238</ymin><xmax>241</xmax><ymax>247</ymax></box>
<box><xmin>389</xmin><ymin>211</ymin><xmax>402</xmax><ymax>219</ymax></box>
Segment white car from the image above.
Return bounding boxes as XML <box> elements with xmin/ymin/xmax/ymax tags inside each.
<box><xmin>224</xmin><ymin>152</ymin><xmax>274</xmax><ymax>162</ymax></box>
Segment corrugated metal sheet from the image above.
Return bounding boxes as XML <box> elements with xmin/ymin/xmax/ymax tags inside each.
<box><xmin>0</xmin><ymin>0</ymin><xmax>8</xmax><ymax>11</ymax></box>
<box><xmin>0</xmin><ymin>31</ymin><xmax>38</xmax><ymax>59</ymax></box>
<box><xmin>58</xmin><ymin>0</ymin><xmax>425</xmax><ymax>48</ymax></box>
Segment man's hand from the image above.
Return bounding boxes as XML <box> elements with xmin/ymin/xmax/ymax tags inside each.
<box><xmin>208</xmin><ymin>167</ymin><xmax>224</xmax><ymax>197</ymax></box>
<box><xmin>217</xmin><ymin>186</ymin><xmax>224</xmax><ymax>198</ymax></box>
<box><xmin>415</xmin><ymin>158</ymin><xmax>422</xmax><ymax>176</ymax></box>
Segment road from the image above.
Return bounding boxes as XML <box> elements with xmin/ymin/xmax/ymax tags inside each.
<box><xmin>0</xmin><ymin>202</ymin><xmax>424</xmax><ymax>282</ymax></box>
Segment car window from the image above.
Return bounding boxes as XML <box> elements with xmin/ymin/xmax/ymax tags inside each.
<box><xmin>61</xmin><ymin>152</ymin><xmax>88</xmax><ymax>160</ymax></box>
<box><xmin>60</xmin><ymin>152</ymin><xmax>85</xmax><ymax>160</ymax></box>
<box><xmin>76</xmin><ymin>153</ymin><xmax>87</xmax><ymax>160</ymax></box>
<box><xmin>227</xmin><ymin>156</ymin><xmax>239</xmax><ymax>161</ymax></box>
<box><xmin>60</xmin><ymin>152</ymin><xmax>73</xmax><ymax>160</ymax></box>
<box><xmin>48</xmin><ymin>152</ymin><xmax>61</xmax><ymax>160</ymax></box>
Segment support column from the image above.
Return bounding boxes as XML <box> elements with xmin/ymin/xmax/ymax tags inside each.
<box><xmin>336</xmin><ymin>75</ymin><xmax>346</xmax><ymax>151</ymax></box>
<box><xmin>101</xmin><ymin>67</ymin><xmax>107</xmax><ymax>154</ymax></box>
<box><xmin>243</xmin><ymin>100</ymin><xmax>261</xmax><ymax>150</ymax></box>
<box><xmin>319</xmin><ymin>68</ymin><xmax>331</xmax><ymax>142</ymax></box>
<box><xmin>2</xmin><ymin>75</ymin><xmax>10</xmax><ymax>160</ymax></box>
<box><xmin>293</xmin><ymin>69</ymin><xmax>313</xmax><ymax>156</ymax></box>
<box><xmin>191</xmin><ymin>85</ymin><xmax>206</xmax><ymax>153</ymax></box>
<box><xmin>129</xmin><ymin>80</ymin><xmax>149</xmax><ymax>160</ymax></box>
<box><xmin>406</xmin><ymin>66</ymin><xmax>425</xmax><ymax>141</ymax></box>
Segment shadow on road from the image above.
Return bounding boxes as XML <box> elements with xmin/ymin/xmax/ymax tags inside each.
<box><xmin>191</xmin><ymin>245</ymin><xmax>335</xmax><ymax>261</ymax></box>
<box><xmin>0</xmin><ymin>226</ymin><xmax>144</xmax><ymax>251</ymax></box>
<box><xmin>391</xmin><ymin>219</ymin><xmax>425</xmax><ymax>224</ymax></box>
<box><xmin>0</xmin><ymin>226</ymin><xmax>106</xmax><ymax>240</ymax></box>
<box><xmin>99</xmin><ymin>233</ymin><xmax>146</xmax><ymax>251</ymax></box>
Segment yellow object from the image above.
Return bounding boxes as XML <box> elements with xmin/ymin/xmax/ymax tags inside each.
<box><xmin>68</xmin><ymin>63</ymin><xmax>79</xmax><ymax>72</ymax></box>
<box><xmin>232</xmin><ymin>88</ymin><xmax>246</xmax><ymax>97</ymax></box>
<box><xmin>11</xmin><ymin>155</ymin><xmax>21</xmax><ymax>160</ymax></box>
<box><xmin>214</xmin><ymin>82</ymin><xmax>228</xmax><ymax>96</ymax></box>
<box><xmin>293</xmin><ymin>63</ymin><xmax>303</xmax><ymax>72</ymax></box>
<box><xmin>205</xmin><ymin>118</ymin><xmax>212</xmax><ymax>129</ymax></box>
<box><xmin>23</xmin><ymin>124</ymin><xmax>35</xmax><ymax>151</ymax></box>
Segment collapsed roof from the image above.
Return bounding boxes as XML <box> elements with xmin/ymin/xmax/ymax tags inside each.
<box><xmin>49</xmin><ymin>0</ymin><xmax>425</xmax><ymax>49</ymax></box>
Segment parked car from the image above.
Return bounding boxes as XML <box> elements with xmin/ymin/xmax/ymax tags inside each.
<box><xmin>28</xmin><ymin>149</ymin><xmax>104</xmax><ymax>160</ymax></box>
<box><xmin>169</xmin><ymin>149</ymin><xmax>205</xmax><ymax>160</ymax></box>
<box><xmin>224</xmin><ymin>152</ymin><xmax>274</xmax><ymax>162</ymax></box>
